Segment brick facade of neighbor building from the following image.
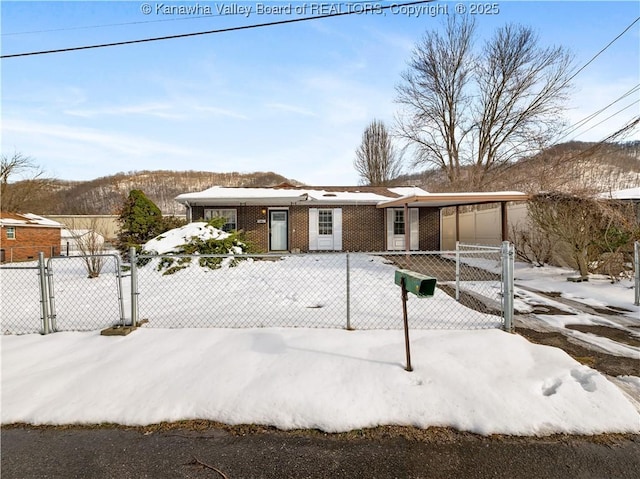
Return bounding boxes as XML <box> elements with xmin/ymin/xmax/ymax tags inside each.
<box><xmin>0</xmin><ymin>213</ymin><xmax>62</xmax><ymax>263</ymax></box>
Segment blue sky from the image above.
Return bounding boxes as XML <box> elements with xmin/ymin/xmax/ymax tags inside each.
<box><xmin>2</xmin><ymin>1</ymin><xmax>639</xmax><ymax>185</ymax></box>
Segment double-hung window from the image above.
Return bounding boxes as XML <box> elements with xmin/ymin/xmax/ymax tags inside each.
<box><xmin>204</xmin><ymin>209</ymin><xmax>237</xmax><ymax>232</ymax></box>
<box><xmin>393</xmin><ymin>210</ymin><xmax>405</xmax><ymax>235</ymax></box>
<box><xmin>6</xmin><ymin>227</ymin><xmax>16</xmax><ymax>240</ymax></box>
<box><xmin>318</xmin><ymin>209</ymin><xmax>333</xmax><ymax>235</ymax></box>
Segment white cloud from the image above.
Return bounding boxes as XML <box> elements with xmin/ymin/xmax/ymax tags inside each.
<box><xmin>64</xmin><ymin>102</ymin><xmax>184</xmax><ymax>120</ymax></box>
<box><xmin>265</xmin><ymin>102</ymin><xmax>317</xmax><ymax>117</ymax></box>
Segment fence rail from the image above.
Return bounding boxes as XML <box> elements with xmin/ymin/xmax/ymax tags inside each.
<box><xmin>1</xmin><ymin>244</ymin><xmax>514</xmax><ymax>334</ymax></box>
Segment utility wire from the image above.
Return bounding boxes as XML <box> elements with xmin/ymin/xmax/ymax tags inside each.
<box><xmin>556</xmin><ymin>83</ymin><xmax>640</xmax><ymax>141</ymax></box>
<box><xmin>572</xmin><ymin>100</ymin><xmax>640</xmax><ymax>139</ymax></box>
<box><xmin>562</xmin><ymin>16</ymin><xmax>640</xmax><ymax>88</ymax></box>
<box><xmin>1</xmin><ymin>1</ymin><xmax>434</xmax><ymax>58</ymax></box>
<box><xmin>1</xmin><ymin>1</ymin><xmax>378</xmax><ymax>36</ymax></box>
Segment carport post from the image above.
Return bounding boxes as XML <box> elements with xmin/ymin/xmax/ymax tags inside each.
<box><xmin>37</xmin><ymin>252</ymin><xmax>50</xmax><ymax>335</ymax></box>
<box><xmin>130</xmin><ymin>247</ymin><xmax>139</xmax><ymax>327</ymax></box>
<box><xmin>634</xmin><ymin>241</ymin><xmax>639</xmax><ymax>306</ymax></box>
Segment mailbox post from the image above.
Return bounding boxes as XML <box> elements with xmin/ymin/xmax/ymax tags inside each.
<box><xmin>394</xmin><ymin>269</ymin><xmax>437</xmax><ymax>372</ymax></box>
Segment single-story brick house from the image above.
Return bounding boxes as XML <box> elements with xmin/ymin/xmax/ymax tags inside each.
<box><xmin>0</xmin><ymin>212</ymin><xmax>63</xmax><ymax>262</ymax></box>
<box><xmin>175</xmin><ymin>185</ymin><xmax>529</xmax><ymax>253</ymax></box>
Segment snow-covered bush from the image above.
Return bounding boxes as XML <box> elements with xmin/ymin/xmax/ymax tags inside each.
<box><xmin>141</xmin><ymin>219</ymin><xmax>249</xmax><ymax>275</ymax></box>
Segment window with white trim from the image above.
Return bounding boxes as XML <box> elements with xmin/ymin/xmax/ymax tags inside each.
<box><xmin>6</xmin><ymin>227</ymin><xmax>16</xmax><ymax>240</ymax></box>
<box><xmin>393</xmin><ymin>209</ymin><xmax>405</xmax><ymax>235</ymax></box>
<box><xmin>204</xmin><ymin>209</ymin><xmax>237</xmax><ymax>232</ymax></box>
<box><xmin>318</xmin><ymin>209</ymin><xmax>333</xmax><ymax>235</ymax></box>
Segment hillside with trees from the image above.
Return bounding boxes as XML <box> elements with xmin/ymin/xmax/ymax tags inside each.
<box><xmin>12</xmin><ymin>170</ymin><xmax>299</xmax><ymax>215</ymax></box>
<box><xmin>397</xmin><ymin>141</ymin><xmax>640</xmax><ymax>194</ymax></box>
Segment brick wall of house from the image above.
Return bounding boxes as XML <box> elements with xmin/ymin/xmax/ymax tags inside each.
<box><xmin>187</xmin><ymin>205</ymin><xmax>442</xmax><ymax>252</ymax></box>
<box><xmin>0</xmin><ymin>226</ymin><xmax>61</xmax><ymax>262</ymax></box>
<box><xmin>238</xmin><ymin>206</ymin><xmax>269</xmax><ymax>251</ymax></box>
<box><xmin>341</xmin><ymin>205</ymin><xmax>386</xmax><ymax>251</ymax></box>
<box><xmin>419</xmin><ymin>208</ymin><xmax>441</xmax><ymax>250</ymax></box>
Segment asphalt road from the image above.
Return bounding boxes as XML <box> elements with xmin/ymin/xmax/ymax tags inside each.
<box><xmin>2</xmin><ymin>426</ymin><xmax>640</xmax><ymax>479</ymax></box>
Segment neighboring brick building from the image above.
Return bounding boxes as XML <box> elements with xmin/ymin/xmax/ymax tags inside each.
<box><xmin>0</xmin><ymin>212</ymin><xmax>63</xmax><ymax>262</ymax></box>
<box><xmin>176</xmin><ymin>185</ymin><xmax>529</xmax><ymax>253</ymax></box>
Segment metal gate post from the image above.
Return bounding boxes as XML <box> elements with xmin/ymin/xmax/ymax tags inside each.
<box><xmin>346</xmin><ymin>252</ymin><xmax>352</xmax><ymax>330</ymax></box>
<box><xmin>114</xmin><ymin>255</ymin><xmax>126</xmax><ymax>326</ymax></box>
<box><xmin>455</xmin><ymin>241</ymin><xmax>460</xmax><ymax>301</ymax></box>
<box><xmin>45</xmin><ymin>257</ymin><xmax>58</xmax><ymax>332</ymax></box>
<box><xmin>501</xmin><ymin>241</ymin><xmax>514</xmax><ymax>332</ymax></box>
<box><xmin>37</xmin><ymin>252</ymin><xmax>50</xmax><ymax>334</ymax></box>
<box><xmin>635</xmin><ymin>241</ymin><xmax>639</xmax><ymax>306</ymax></box>
<box><xmin>400</xmin><ymin>277</ymin><xmax>413</xmax><ymax>372</ymax></box>
<box><xmin>130</xmin><ymin>247</ymin><xmax>139</xmax><ymax>327</ymax></box>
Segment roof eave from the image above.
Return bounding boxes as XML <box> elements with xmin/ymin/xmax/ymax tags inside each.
<box><xmin>376</xmin><ymin>193</ymin><xmax>531</xmax><ymax>209</ymax></box>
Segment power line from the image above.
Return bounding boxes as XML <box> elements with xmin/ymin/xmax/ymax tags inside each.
<box><xmin>1</xmin><ymin>15</ymin><xmax>221</xmax><ymax>37</ymax></box>
<box><xmin>1</xmin><ymin>1</ymin><xmax>435</xmax><ymax>59</ymax></box>
<box><xmin>563</xmin><ymin>16</ymin><xmax>640</xmax><ymax>87</ymax></box>
<box><xmin>1</xmin><ymin>1</ymin><xmax>378</xmax><ymax>37</ymax></box>
<box><xmin>572</xmin><ymin>100</ymin><xmax>640</xmax><ymax>140</ymax></box>
<box><xmin>556</xmin><ymin>83</ymin><xmax>640</xmax><ymax>141</ymax></box>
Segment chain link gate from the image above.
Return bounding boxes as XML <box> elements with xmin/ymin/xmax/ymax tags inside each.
<box><xmin>45</xmin><ymin>254</ymin><xmax>126</xmax><ymax>332</ymax></box>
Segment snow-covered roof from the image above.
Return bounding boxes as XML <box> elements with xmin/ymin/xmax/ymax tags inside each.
<box><xmin>377</xmin><ymin>191</ymin><xmax>530</xmax><ymax>208</ymax></box>
<box><xmin>175</xmin><ymin>185</ymin><xmax>531</xmax><ymax>208</ymax></box>
<box><xmin>0</xmin><ymin>212</ymin><xmax>63</xmax><ymax>228</ymax></box>
<box><xmin>599</xmin><ymin>187</ymin><xmax>640</xmax><ymax>200</ymax></box>
<box><xmin>176</xmin><ymin>185</ymin><xmax>431</xmax><ymax>206</ymax></box>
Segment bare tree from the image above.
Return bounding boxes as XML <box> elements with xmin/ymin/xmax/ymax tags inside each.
<box><xmin>354</xmin><ymin>119</ymin><xmax>403</xmax><ymax>186</ymax></box>
<box><xmin>1</xmin><ymin>152</ymin><xmax>52</xmax><ymax>212</ymax></box>
<box><xmin>528</xmin><ymin>192</ymin><xmax>637</xmax><ymax>279</ymax></box>
<box><xmin>67</xmin><ymin>218</ymin><xmax>108</xmax><ymax>278</ymax></box>
<box><xmin>396</xmin><ymin>16</ymin><xmax>573</xmax><ymax>190</ymax></box>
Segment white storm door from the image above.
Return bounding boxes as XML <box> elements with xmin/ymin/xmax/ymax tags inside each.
<box><xmin>270</xmin><ymin>210</ymin><xmax>288</xmax><ymax>251</ymax></box>
<box><xmin>386</xmin><ymin>208</ymin><xmax>419</xmax><ymax>250</ymax></box>
<box><xmin>309</xmin><ymin>208</ymin><xmax>342</xmax><ymax>251</ymax></box>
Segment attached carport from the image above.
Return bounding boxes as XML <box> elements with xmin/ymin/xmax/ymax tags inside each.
<box><xmin>377</xmin><ymin>191</ymin><xmax>531</xmax><ymax>250</ymax></box>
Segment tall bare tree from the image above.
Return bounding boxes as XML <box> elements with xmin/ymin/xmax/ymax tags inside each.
<box><xmin>396</xmin><ymin>16</ymin><xmax>573</xmax><ymax>190</ymax></box>
<box><xmin>1</xmin><ymin>152</ymin><xmax>52</xmax><ymax>212</ymax></box>
<box><xmin>354</xmin><ymin>119</ymin><xmax>403</xmax><ymax>186</ymax></box>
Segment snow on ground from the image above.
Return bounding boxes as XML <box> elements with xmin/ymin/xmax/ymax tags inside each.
<box><xmin>2</xmin><ymin>328</ymin><xmax>639</xmax><ymax>436</ymax></box>
<box><xmin>1</xmin><ymin>230</ymin><xmax>639</xmax><ymax>435</ymax></box>
<box><xmin>514</xmin><ymin>263</ymin><xmax>638</xmax><ymax>317</ymax></box>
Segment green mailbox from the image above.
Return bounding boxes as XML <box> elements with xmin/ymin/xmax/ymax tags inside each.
<box><xmin>394</xmin><ymin>269</ymin><xmax>437</xmax><ymax>298</ymax></box>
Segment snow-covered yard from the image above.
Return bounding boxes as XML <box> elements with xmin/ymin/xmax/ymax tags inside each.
<box><xmin>1</xmin><ymin>225</ymin><xmax>638</xmax><ymax>435</ymax></box>
<box><xmin>2</xmin><ymin>327</ymin><xmax>639</xmax><ymax>436</ymax></box>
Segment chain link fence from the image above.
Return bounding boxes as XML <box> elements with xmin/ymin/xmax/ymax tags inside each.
<box><xmin>0</xmin><ymin>253</ymin><xmax>126</xmax><ymax>335</ymax></box>
<box><xmin>1</xmin><ymin>245</ymin><xmax>514</xmax><ymax>334</ymax></box>
<box><xmin>133</xmin><ymin>245</ymin><xmax>509</xmax><ymax>331</ymax></box>
<box><xmin>0</xmin><ymin>263</ymin><xmax>44</xmax><ymax>334</ymax></box>
<box><xmin>45</xmin><ymin>255</ymin><xmax>125</xmax><ymax>332</ymax></box>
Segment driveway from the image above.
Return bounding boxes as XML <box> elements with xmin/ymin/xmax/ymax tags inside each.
<box><xmin>2</xmin><ymin>425</ymin><xmax>639</xmax><ymax>479</ymax></box>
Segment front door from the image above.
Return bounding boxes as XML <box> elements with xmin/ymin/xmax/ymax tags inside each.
<box><xmin>269</xmin><ymin>210</ymin><xmax>288</xmax><ymax>251</ymax></box>
<box><xmin>386</xmin><ymin>208</ymin><xmax>419</xmax><ymax>250</ymax></box>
